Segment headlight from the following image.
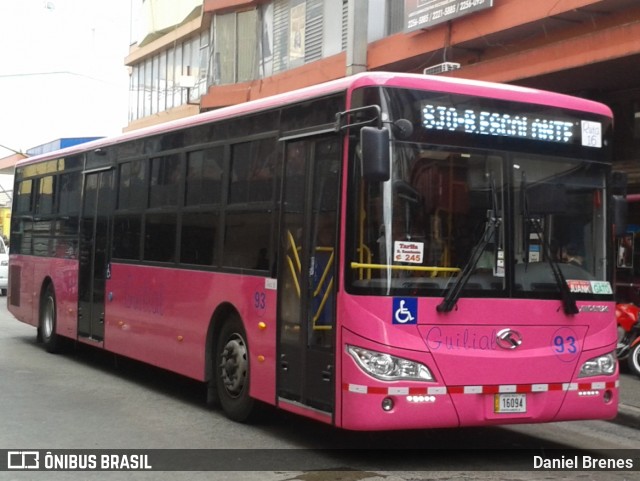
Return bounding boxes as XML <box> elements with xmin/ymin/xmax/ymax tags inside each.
<box><xmin>347</xmin><ymin>345</ymin><xmax>434</xmax><ymax>382</ymax></box>
<box><xmin>578</xmin><ymin>352</ymin><xmax>616</xmax><ymax>378</ymax></box>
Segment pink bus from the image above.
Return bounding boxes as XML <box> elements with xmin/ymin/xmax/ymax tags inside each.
<box><xmin>9</xmin><ymin>72</ymin><xmax>620</xmax><ymax>430</ymax></box>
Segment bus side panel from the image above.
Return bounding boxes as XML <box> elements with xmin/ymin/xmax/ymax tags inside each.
<box><xmin>43</xmin><ymin>258</ymin><xmax>79</xmax><ymax>340</ymax></box>
<box><xmin>8</xmin><ymin>255</ymin><xmax>79</xmax><ymax>341</ymax></box>
<box><xmin>105</xmin><ymin>264</ymin><xmax>277</xmax><ymax>404</ymax></box>
<box><xmin>7</xmin><ymin>255</ymin><xmax>36</xmax><ymax>327</ymax></box>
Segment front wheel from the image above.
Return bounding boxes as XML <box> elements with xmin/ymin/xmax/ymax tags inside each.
<box><xmin>628</xmin><ymin>342</ymin><xmax>640</xmax><ymax>378</ymax></box>
<box><xmin>215</xmin><ymin>315</ymin><xmax>255</xmax><ymax>422</ymax></box>
<box><xmin>39</xmin><ymin>285</ymin><xmax>62</xmax><ymax>353</ymax></box>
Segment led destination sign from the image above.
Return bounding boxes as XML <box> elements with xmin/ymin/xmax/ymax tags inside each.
<box><xmin>422</xmin><ymin>102</ymin><xmax>603</xmax><ymax>148</ymax></box>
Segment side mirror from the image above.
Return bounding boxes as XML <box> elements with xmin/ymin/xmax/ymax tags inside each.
<box><xmin>613</xmin><ymin>195</ymin><xmax>628</xmax><ymax>237</ymax></box>
<box><xmin>360</xmin><ymin>126</ymin><xmax>390</xmax><ymax>182</ymax></box>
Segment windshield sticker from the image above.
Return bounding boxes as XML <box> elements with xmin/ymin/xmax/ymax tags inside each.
<box><xmin>581</xmin><ymin>120</ymin><xmax>602</xmax><ymax>148</ymax></box>
<box><xmin>566</xmin><ymin>280</ymin><xmax>612</xmax><ymax>295</ymax></box>
<box><xmin>394</xmin><ymin>241</ymin><xmax>424</xmax><ymax>264</ymax></box>
<box><xmin>591</xmin><ymin>281</ymin><xmax>612</xmax><ymax>295</ymax></box>
<box><xmin>567</xmin><ymin>280</ymin><xmax>592</xmax><ymax>293</ymax></box>
<box><xmin>393</xmin><ymin>298</ymin><xmax>417</xmax><ymax>325</ymax></box>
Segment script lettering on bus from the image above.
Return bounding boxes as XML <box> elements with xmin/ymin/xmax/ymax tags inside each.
<box><xmin>425</xmin><ymin>326</ymin><xmax>498</xmax><ymax>351</ymax></box>
<box><xmin>122</xmin><ymin>275</ymin><xmax>165</xmax><ymax>316</ymax></box>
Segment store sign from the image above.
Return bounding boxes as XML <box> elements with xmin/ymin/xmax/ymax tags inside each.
<box><xmin>405</xmin><ymin>0</ymin><xmax>494</xmax><ymax>32</ymax></box>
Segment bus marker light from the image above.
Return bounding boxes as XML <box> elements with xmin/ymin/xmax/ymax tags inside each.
<box><xmin>381</xmin><ymin>397</ymin><xmax>394</xmax><ymax>411</ymax></box>
<box><xmin>578</xmin><ymin>390</ymin><xmax>599</xmax><ymax>397</ymax></box>
<box><xmin>258</xmin><ymin>322</ymin><xmax>267</xmax><ymax>330</ymax></box>
<box><xmin>258</xmin><ymin>355</ymin><xmax>265</xmax><ymax>362</ymax></box>
<box><xmin>177</xmin><ymin>336</ymin><xmax>184</xmax><ymax>342</ymax></box>
<box><xmin>407</xmin><ymin>395</ymin><xmax>436</xmax><ymax>403</ymax></box>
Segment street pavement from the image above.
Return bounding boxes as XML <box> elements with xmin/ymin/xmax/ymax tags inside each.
<box><xmin>615</xmin><ymin>373</ymin><xmax>640</xmax><ymax>430</ymax></box>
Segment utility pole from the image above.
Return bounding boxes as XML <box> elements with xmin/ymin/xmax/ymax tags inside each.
<box><xmin>346</xmin><ymin>0</ymin><xmax>368</xmax><ymax>75</ymax></box>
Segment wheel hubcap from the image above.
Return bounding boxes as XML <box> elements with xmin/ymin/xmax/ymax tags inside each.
<box><xmin>43</xmin><ymin>296</ymin><xmax>54</xmax><ymax>339</ymax></box>
<box><xmin>219</xmin><ymin>334</ymin><xmax>248</xmax><ymax>397</ymax></box>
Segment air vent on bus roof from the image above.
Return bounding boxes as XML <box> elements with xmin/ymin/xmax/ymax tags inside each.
<box><xmin>423</xmin><ymin>62</ymin><xmax>461</xmax><ymax>75</ymax></box>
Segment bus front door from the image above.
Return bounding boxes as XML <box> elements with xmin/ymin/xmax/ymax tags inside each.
<box><xmin>277</xmin><ymin>136</ymin><xmax>340</xmax><ymax>417</ymax></box>
<box><xmin>78</xmin><ymin>169</ymin><xmax>114</xmax><ymax>342</ymax></box>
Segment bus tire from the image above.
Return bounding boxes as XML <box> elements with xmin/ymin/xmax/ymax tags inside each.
<box><xmin>40</xmin><ymin>284</ymin><xmax>61</xmax><ymax>353</ymax></box>
<box><xmin>215</xmin><ymin>315</ymin><xmax>255</xmax><ymax>422</ymax></box>
<box><xmin>628</xmin><ymin>342</ymin><xmax>640</xmax><ymax>378</ymax></box>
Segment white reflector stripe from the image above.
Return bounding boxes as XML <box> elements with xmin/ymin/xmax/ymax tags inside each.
<box><xmin>427</xmin><ymin>386</ymin><xmax>447</xmax><ymax>395</ymax></box>
<box><xmin>342</xmin><ymin>381</ymin><xmax>617</xmax><ymax>395</ymax></box>
<box><xmin>388</xmin><ymin>387</ymin><xmax>409</xmax><ymax>395</ymax></box>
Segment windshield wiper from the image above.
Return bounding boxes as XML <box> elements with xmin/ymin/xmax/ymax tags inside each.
<box><xmin>437</xmin><ymin>211</ymin><xmax>500</xmax><ymax>313</ymax></box>
<box><xmin>438</xmin><ymin>174</ymin><xmax>500</xmax><ymax>313</ymax></box>
<box><xmin>526</xmin><ymin>217</ymin><xmax>579</xmax><ymax>315</ymax></box>
<box><xmin>521</xmin><ymin>172</ymin><xmax>578</xmax><ymax>315</ymax></box>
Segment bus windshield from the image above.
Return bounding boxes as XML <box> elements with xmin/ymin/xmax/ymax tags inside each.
<box><xmin>348</xmin><ymin>88</ymin><xmax>611</xmax><ymax>302</ymax></box>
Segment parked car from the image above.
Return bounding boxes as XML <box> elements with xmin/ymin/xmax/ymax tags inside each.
<box><xmin>0</xmin><ymin>237</ymin><xmax>8</xmax><ymax>296</ymax></box>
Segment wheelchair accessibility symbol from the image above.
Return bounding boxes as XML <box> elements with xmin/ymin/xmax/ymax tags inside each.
<box><xmin>393</xmin><ymin>298</ymin><xmax>417</xmax><ymax>324</ymax></box>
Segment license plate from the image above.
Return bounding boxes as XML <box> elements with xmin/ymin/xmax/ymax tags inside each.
<box><xmin>494</xmin><ymin>393</ymin><xmax>527</xmax><ymax>413</ymax></box>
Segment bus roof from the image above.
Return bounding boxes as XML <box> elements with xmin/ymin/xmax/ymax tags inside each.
<box><xmin>16</xmin><ymin>71</ymin><xmax>613</xmax><ymax>167</ymax></box>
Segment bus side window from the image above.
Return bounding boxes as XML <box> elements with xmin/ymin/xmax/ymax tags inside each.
<box><xmin>113</xmin><ymin>215</ymin><xmax>142</xmax><ymax>260</ymax></box>
<box><xmin>180</xmin><ymin>211</ymin><xmax>218</xmax><ymax>266</ymax></box>
<box><xmin>149</xmin><ymin>154</ymin><xmax>181</xmax><ymax>208</ymax></box>
<box><xmin>222</xmin><ymin>211</ymin><xmax>271</xmax><ymax>270</ymax></box>
<box><xmin>186</xmin><ymin>147</ymin><xmax>223</xmax><ymax>206</ymax></box>
<box><xmin>16</xmin><ymin>179</ymin><xmax>33</xmax><ymax>214</ymax></box>
<box><xmin>35</xmin><ymin>176</ymin><xmax>56</xmax><ymax>215</ymax></box>
<box><xmin>229</xmin><ymin>139</ymin><xmax>276</xmax><ymax>204</ymax></box>
<box><xmin>118</xmin><ymin>160</ymin><xmax>146</xmax><ymax>211</ymax></box>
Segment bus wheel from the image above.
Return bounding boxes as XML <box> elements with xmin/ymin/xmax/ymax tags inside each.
<box><xmin>215</xmin><ymin>315</ymin><xmax>255</xmax><ymax>422</ymax></box>
<box><xmin>628</xmin><ymin>342</ymin><xmax>640</xmax><ymax>378</ymax></box>
<box><xmin>40</xmin><ymin>285</ymin><xmax>61</xmax><ymax>353</ymax></box>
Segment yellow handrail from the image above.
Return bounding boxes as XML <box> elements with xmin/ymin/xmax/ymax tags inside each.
<box><xmin>356</xmin><ymin>244</ymin><xmax>372</xmax><ymax>280</ymax></box>
<box><xmin>350</xmin><ymin>262</ymin><xmax>461</xmax><ymax>274</ymax></box>
<box><xmin>312</xmin><ymin>246</ymin><xmax>334</xmax><ymax>330</ymax></box>
<box><xmin>286</xmin><ymin>256</ymin><xmax>301</xmax><ymax>297</ymax></box>
<box><xmin>312</xmin><ymin>276</ymin><xmax>334</xmax><ymax>331</ymax></box>
<box><xmin>287</xmin><ymin>230</ymin><xmax>301</xmax><ymax>272</ymax></box>
<box><xmin>313</xmin><ymin>248</ymin><xmax>334</xmax><ymax>297</ymax></box>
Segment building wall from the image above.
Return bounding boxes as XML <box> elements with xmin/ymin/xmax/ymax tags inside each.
<box><xmin>125</xmin><ymin>0</ymin><xmax>640</xmax><ymax>188</ymax></box>
<box><xmin>0</xmin><ymin>208</ymin><xmax>10</xmax><ymax>241</ymax></box>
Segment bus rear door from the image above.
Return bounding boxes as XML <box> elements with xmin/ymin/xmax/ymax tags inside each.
<box><xmin>78</xmin><ymin>168</ymin><xmax>115</xmax><ymax>342</ymax></box>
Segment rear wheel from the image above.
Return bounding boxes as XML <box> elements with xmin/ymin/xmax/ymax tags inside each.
<box><xmin>628</xmin><ymin>342</ymin><xmax>640</xmax><ymax>378</ymax></box>
<box><xmin>40</xmin><ymin>285</ymin><xmax>61</xmax><ymax>353</ymax></box>
<box><xmin>215</xmin><ymin>315</ymin><xmax>255</xmax><ymax>422</ymax></box>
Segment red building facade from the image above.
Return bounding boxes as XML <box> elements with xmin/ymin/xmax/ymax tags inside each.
<box><xmin>126</xmin><ymin>0</ymin><xmax>640</xmax><ymax>188</ymax></box>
